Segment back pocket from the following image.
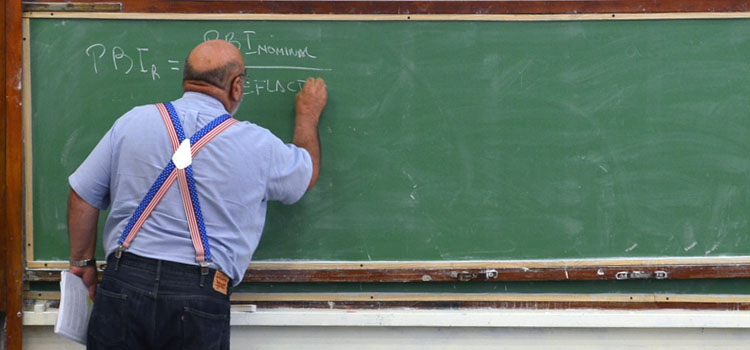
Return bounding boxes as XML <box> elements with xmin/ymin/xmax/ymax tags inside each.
<box><xmin>181</xmin><ymin>306</ymin><xmax>229</xmax><ymax>350</ymax></box>
<box><xmin>87</xmin><ymin>287</ymin><xmax>128</xmax><ymax>348</ymax></box>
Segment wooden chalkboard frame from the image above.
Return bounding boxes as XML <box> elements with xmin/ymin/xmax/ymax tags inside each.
<box><xmin>5</xmin><ymin>0</ymin><xmax>23</xmax><ymax>348</ymax></box>
<box><xmin>21</xmin><ymin>11</ymin><xmax>750</xmax><ymax>20</ymax></box>
<box><xmin>21</xmin><ymin>11</ymin><xmax>750</xmax><ymax>286</ymax></box>
<box><xmin>18</xmin><ymin>0</ymin><xmax>750</xmax><ymax>15</ymax></box>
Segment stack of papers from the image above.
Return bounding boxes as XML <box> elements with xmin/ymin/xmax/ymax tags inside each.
<box><xmin>54</xmin><ymin>271</ymin><xmax>93</xmax><ymax>345</ymax></box>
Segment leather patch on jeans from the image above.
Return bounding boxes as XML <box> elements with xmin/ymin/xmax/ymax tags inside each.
<box><xmin>213</xmin><ymin>270</ymin><xmax>229</xmax><ymax>295</ymax></box>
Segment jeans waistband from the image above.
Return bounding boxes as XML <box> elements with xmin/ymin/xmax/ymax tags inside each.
<box><xmin>104</xmin><ymin>252</ymin><xmax>233</xmax><ymax>295</ymax></box>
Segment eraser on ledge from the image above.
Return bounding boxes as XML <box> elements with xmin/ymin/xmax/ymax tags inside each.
<box><xmin>233</xmin><ymin>304</ymin><xmax>257</xmax><ymax>313</ymax></box>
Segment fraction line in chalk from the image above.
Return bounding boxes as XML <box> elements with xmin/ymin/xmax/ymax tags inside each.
<box><xmin>245</xmin><ymin>65</ymin><xmax>333</xmax><ymax>72</ymax></box>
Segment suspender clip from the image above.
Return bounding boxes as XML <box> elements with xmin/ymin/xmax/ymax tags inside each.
<box><xmin>200</xmin><ymin>261</ymin><xmax>210</xmax><ymax>276</ymax></box>
<box><xmin>115</xmin><ymin>245</ymin><xmax>126</xmax><ymax>259</ymax></box>
<box><xmin>113</xmin><ymin>245</ymin><xmax>126</xmax><ymax>271</ymax></box>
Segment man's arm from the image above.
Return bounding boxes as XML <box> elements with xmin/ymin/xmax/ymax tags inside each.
<box><xmin>293</xmin><ymin>77</ymin><xmax>327</xmax><ymax>190</ymax></box>
<box><xmin>68</xmin><ymin>188</ymin><xmax>99</xmax><ymax>299</ymax></box>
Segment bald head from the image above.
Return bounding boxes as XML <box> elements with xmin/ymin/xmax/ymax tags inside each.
<box><xmin>183</xmin><ymin>40</ymin><xmax>246</xmax><ymax>114</ymax></box>
<box><xmin>183</xmin><ymin>40</ymin><xmax>245</xmax><ymax>91</ymax></box>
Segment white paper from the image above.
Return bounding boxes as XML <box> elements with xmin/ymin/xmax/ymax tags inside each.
<box><xmin>54</xmin><ymin>271</ymin><xmax>93</xmax><ymax>345</ymax></box>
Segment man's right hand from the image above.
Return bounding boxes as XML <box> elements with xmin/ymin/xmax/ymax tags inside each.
<box><xmin>70</xmin><ymin>265</ymin><xmax>98</xmax><ymax>300</ymax></box>
<box><xmin>293</xmin><ymin>77</ymin><xmax>327</xmax><ymax>190</ymax></box>
<box><xmin>295</xmin><ymin>77</ymin><xmax>327</xmax><ymax>126</ymax></box>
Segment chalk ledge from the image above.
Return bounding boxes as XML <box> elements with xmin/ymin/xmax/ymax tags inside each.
<box><xmin>24</xmin><ymin>305</ymin><xmax>750</xmax><ymax>329</ymax></box>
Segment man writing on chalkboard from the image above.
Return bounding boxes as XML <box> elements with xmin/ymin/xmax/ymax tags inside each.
<box><xmin>66</xmin><ymin>40</ymin><xmax>327</xmax><ymax>349</ymax></box>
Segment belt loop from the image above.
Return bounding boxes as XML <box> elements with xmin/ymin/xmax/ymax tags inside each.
<box><xmin>114</xmin><ymin>245</ymin><xmax>126</xmax><ymax>271</ymax></box>
<box><xmin>155</xmin><ymin>260</ymin><xmax>162</xmax><ymax>282</ymax></box>
<box><xmin>199</xmin><ymin>261</ymin><xmax>209</xmax><ymax>287</ymax></box>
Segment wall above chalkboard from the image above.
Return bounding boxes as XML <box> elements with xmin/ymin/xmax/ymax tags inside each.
<box><xmin>24</xmin><ymin>14</ymin><xmax>750</xmax><ymax>273</ymax></box>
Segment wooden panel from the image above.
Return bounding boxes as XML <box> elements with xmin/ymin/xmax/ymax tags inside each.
<box><xmin>19</xmin><ymin>0</ymin><xmax>750</xmax><ymax>14</ymax></box>
<box><xmin>0</xmin><ymin>0</ymin><xmax>8</xmax><ymax>315</ymax></box>
<box><xmin>232</xmin><ymin>293</ymin><xmax>750</xmax><ymax>310</ymax></box>
<box><xmin>22</xmin><ymin>290</ymin><xmax>750</xmax><ymax>310</ymax></box>
<box><xmin>5</xmin><ymin>0</ymin><xmax>23</xmax><ymax>347</ymax></box>
<box><xmin>242</xmin><ymin>264</ymin><xmax>750</xmax><ymax>283</ymax></box>
<box><xmin>23</xmin><ymin>262</ymin><xmax>750</xmax><ymax>283</ymax></box>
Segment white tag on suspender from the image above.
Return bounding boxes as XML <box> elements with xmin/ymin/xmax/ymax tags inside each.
<box><xmin>172</xmin><ymin>139</ymin><xmax>192</xmax><ymax>170</ymax></box>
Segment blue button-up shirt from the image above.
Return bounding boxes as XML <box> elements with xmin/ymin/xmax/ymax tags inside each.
<box><xmin>69</xmin><ymin>92</ymin><xmax>312</xmax><ymax>285</ymax></box>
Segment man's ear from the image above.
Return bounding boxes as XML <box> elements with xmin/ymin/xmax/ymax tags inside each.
<box><xmin>230</xmin><ymin>76</ymin><xmax>243</xmax><ymax>102</ymax></box>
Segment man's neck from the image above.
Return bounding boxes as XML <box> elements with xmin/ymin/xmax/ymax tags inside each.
<box><xmin>183</xmin><ymin>81</ymin><xmax>233</xmax><ymax>113</ymax></box>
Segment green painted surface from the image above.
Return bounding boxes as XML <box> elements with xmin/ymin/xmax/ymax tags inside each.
<box><xmin>30</xmin><ymin>18</ymin><xmax>750</xmax><ymax>263</ymax></box>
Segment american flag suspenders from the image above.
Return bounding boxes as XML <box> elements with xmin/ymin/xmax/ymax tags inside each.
<box><xmin>116</xmin><ymin>102</ymin><xmax>237</xmax><ymax>274</ymax></box>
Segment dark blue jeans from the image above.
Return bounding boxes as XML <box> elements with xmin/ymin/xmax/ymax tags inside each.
<box><xmin>87</xmin><ymin>253</ymin><xmax>232</xmax><ymax>350</ymax></box>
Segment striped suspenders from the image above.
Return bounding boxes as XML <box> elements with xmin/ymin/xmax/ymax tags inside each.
<box><xmin>115</xmin><ymin>102</ymin><xmax>237</xmax><ymax>275</ymax></box>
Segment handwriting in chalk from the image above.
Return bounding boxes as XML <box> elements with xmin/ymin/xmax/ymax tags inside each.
<box><xmin>85</xmin><ymin>43</ymin><xmax>105</xmax><ymax>74</ymax></box>
<box><xmin>83</xmin><ymin>29</ymin><xmax>332</xmax><ymax>95</ymax></box>
<box><xmin>244</xmin><ymin>79</ymin><xmax>308</xmax><ymax>96</ymax></box>
<box><xmin>86</xmin><ymin>43</ymin><xmax>160</xmax><ymax>80</ymax></box>
<box><xmin>203</xmin><ymin>29</ymin><xmax>317</xmax><ymax>59</ymax></box>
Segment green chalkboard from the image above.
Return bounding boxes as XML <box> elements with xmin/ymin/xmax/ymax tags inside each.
<box><xmin>28</xmin><ymin>16</ymin><xmax>750</xmax><ymax>263</ymax></box>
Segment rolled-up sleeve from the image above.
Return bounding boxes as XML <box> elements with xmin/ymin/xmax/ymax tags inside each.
<box><xmin>266</xmin><ymin>137</ymin><xmax>313</xmax><ymax>205</ymax></box>
<box><xmin>68</xmin><ymin>125</ymin><xmax>115</xmax><ymax>210</ymax></box>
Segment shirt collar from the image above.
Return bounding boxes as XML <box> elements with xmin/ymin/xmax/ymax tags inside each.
<box><xmin>177</xmin><ymin>91</ymin><xmax>229</xmax><ymax>115</ymax></box>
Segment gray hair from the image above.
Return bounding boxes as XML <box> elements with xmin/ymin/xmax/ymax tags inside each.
<box><xmin>183</xmin><ymin>60</ymin><xmax>244</xmax><ymax>90</ymax></box>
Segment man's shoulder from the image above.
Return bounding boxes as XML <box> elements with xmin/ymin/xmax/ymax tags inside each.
<box><xmin>227</xmin><ymin>120</ymin><xmax>278</xmax><ymax>142</ymax></box>
<box><xmin>110</xmin><ymin>103</ymin><xmax>165</xmax><ymax>131</ymax></box>
<box><xmin>112</xmin><ymin>103</ymin><xmax>157</xmax><ymax>124</ymax></box>
<box><xmin>220</xmin><ymin>120</ymin><xmax>292</xmax><ymax>160</ymax></box>
<box><xmin>230</xmin><ymin>119</ymin><xmax>266</xmax><ymax>131</ymax></box>
<box><xmin>122</xmin><ymin>103</ymin><xmax>159</xmax><ymax>119</ymax></box>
